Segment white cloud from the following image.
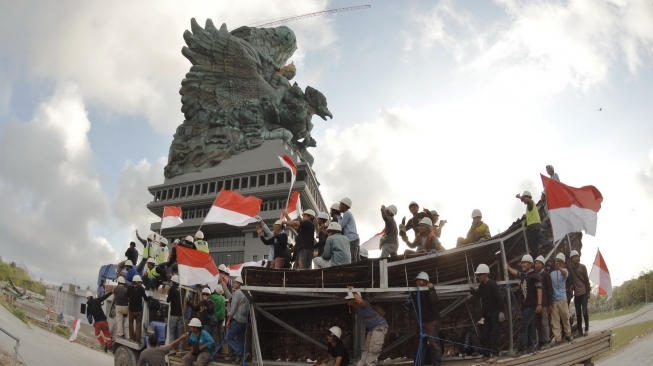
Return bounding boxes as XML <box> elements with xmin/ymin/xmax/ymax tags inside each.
<box><xmin>0</xmin><ymin>84</ymin><xmax>116</xmax><ymax>285</ymax></box>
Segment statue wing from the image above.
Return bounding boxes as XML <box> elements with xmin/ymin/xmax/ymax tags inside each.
<box><xmin>230</xmin><ymin>25</ymin><xmax>297</xmax><ymax>80</ymax></box>
<box><xmin>179</xmin><ymin>19</ymin><xmax>276</xmax><ymax>121</ymax></box>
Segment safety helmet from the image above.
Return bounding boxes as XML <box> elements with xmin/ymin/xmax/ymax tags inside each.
<box><xmin>218</xmin><ymin>264</ymin><xmax>227</xmax><ymax>272</ymax></box>
<box><xmin>386</xmin><ymin>205</ymin><xmax>398</xmax><ymax>216</ymax></box>
<box><xmin>430</xmin><ymin>210</ymin><xmax>439</xmax><ymax>216</ymax></box>
<box><xmin>202</xmin><ymin>288</ymin><xmax>211</xmax><ymax>295</ymax></box>
<box><xmin>173</xmin><ymin>239</ymin><xmax>180</xmax><ymax>244</ymax></box>
<box><xmin>340</xmin><ymin>197</ymin><xmax>352</xmax><ymax>208</ymax></box>
<box><xmin>522</xmin><ymin>190</ymin><xmax>532</xmax><ymax>198</ymax></box>
<box><xmin>303</xmin><ymin>209</ymin><xmax>316</xmax><ymax>218</ymax></box>
<box><xmin>86</xmin><ymin>291</ymin><xmax>93</xmax><ymax>298</ymax></box>
<box><xmin>359</xmin><ymin>247</ymin><xmax>369</xmax><ymax>258</ymax></box>
<box><xmin>327</xmin><ymin>222</ymin><xmax>342</xmax><ymax>232</ymax></box>
<box><xmin>474</xmin><ymin>264</ymin><xmax>490</xmax><ymax>275</ymax></box>
<box><xmin>546</xmin><ymin>165</ymin><xmax>554</xmax><ymax>171</ymax></box>
<box><xmin>344</xmin><ymin>291</ymin><xmax>360</xmax><ymax>300</ymax></box>
<box><xmin>274</xmin><ymin>220</ymin><xmax>284</xmax><ymax>226</ymax></box>
<box><xmin>328</xmin><ymin>326</ymin><xmax>342</xmax><ymax>339</ymax></box>
<box><xmin>147</xmin><ymin>258</ymin><xmax>156</xmax><ymax>264</ymax></box>
<box><xmin>317</xmin><ymin>212</ymin><xmax>329</xmax><ymax>220</ymax></box>
<box><xmin>535</xmin><ymin>255</ymin><xmax>546</xmax><ymax>264</ymax></box>
<box><xmin>133</xmin><ymin>275</ymin><xmax>143</xmax><ymax>282</ymax></box>
<box><xmin>471</xmin><ymin>209</ymin><xmax>482</xmax><ymax>218</ymax></box>
<box><xmin>234</xmin><ymin>276</ymin><xmax>243</xmax><ymax>284</ymax></box>
<box><xmin>408</xmin><ymin>201</ymin><xmax>418</xmax><ymax>208</ymax></box>
<box><xmin>185</xmin><ymin>236</ymin><xmax>194</xmax><ymax>242</ymax></box>
<box><xmin>215</xmin><ymin>286</ymin><xmax>224</xmax><ymax>295</ymax></box>
<box><xmin>521</xmin><ymin>254</ymin><xmax>534</xmax><ymax>264</ymax></box>
<box><xmin>117</xmin><ymin>277</ymin><xmax>126</xmax><ymax>284</ymax></box>
<box><xmin>556</xmin><ymin>253</ymin><xmax>566</xmax><ymax>262</ymax></box>
<box><xmin>147</xmin><ymin>234</ymin><xmax>155</xmax><ymax>241</ymax></box>
<box><xmin>171</xmin><ymin>275</ymin><xmax>179</xmax><ymax>283</ymax></box>
<box><xmin>418</xmin><ymin>217</ymin><xmax>433</xmax><ymax>227</ymax></box>
<box><xmin>570</xmin><ymin>250</ymin><xmax>579</xmax><ymax>257</ymax></box>
<box><xmin>225</xmin><ymin>268</ymin><xmax>231</xmax><ymax>274</ymax></box>
<box><xmin>160</xmin><ymin>237</ymin><xmax>168</xmax><ymax>245</ymax></box>
<box><xmin>195</xmin><ymin>231</ymin><xmax>204</xmax><ymax>239</ymax></box>
<box><xmin>188</xmin><ymin>318</ymin><xmax>202</xmax><ymax>327</ymax></box>
<box><xmin>124</xmin><ymin>260</ymin><xmax>134</xmax><ymax>267</ymax></box>
<box><xmin>416</xmin><ymin>272</ymin><xmax>429</xmax><ymax>281</ymax></box>
<box><xmin>330</xmin><ymin>203</ymin><xmax>340</xmax><ymax>211</ymax></box>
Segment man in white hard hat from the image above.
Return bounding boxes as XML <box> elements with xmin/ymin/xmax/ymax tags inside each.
<box><xmin>315</xmin><ymin>212</ymin><xmax>330</xmax><ymax>257</ymax></box>
<box><xmin>135</xmin><ymin>229</ymin><xmax>156</xmax><ymax>273</ymax></box>
<box><xmin>379</xmin><ymin>205</ymin><xmax>398</xmax><ymax>258</ymax></box>
<box><xmin>225</xmin><ymin>276</ymin><xmax>250</xmax><ymax>364</ymax></box>
<box><xmin>344</xmin><ymin>286</ymin><xmax>387</xmax><ymax>366</ymax></box>
<box><xmin>114</xmin><ymin>277</ymin><xmax>129</xmax><ymax>339</ymax></box>
<box><xmin>313</xmin><ymin>326</ymin><xmax>350</xmax><ymax>366</ymax></box>
<box><xmin>282</xmin><ymin>209</ymin><xmax>316</xmax><ymax>269</ymax></box>
<box><xmin>166</xmin><ymin>275</ymin><xmax>185</xmax><ymax>353</ymax></box>
<box><xmin>330</xmin><ymin>203</ymin><xmax>341</xmax><ymax>223</ymax></box>
<box><xmin>516</xmin><ymin>191</ymin><xmax>542</xmax><ymax>257</ymax></box>
<box><xmin>410</xmin><ymin>272</ymin><xmax>442</xmax><ymax>365</ymax></box>
<box><xmin>534</xmin><ymin>256</ymin><xmax>553</xmax><ymax>349</ymax></box>
<box><xmin>86</xmin><ymin>291</ymin><xmax>114</xmax><ymax>352</ymax></box>
<box><xmin>338</xmin><ymin>197</ymin><xmax>360</xmax><ymax>262</ymax></box>
<box><xmin>401</xmin><ymin>201</ymin><xmax>434</xmax><ymax>236</ymax></box>
<box><xmin>545</xmin><ymin>165</ymin><xmax>560</xmax><ymax>182</ymax></box>
<box><xmin>257</xmin><ymin>220</ymin><xmax>289</xmax><ymax>269</ymax></box>
<box><xmin>314</xmin><ymin>222</ymin><xmax>351</xmax><ymax>268</ymax></box>
<box><xmin>568</xmin><ymin>250</ymin><xmax>591</xmax><ymax>337</ymax></box>
<box><xmin>401</xmin><ymin>218</ymin><xmax>445</xmax><ymax>255</ymax></box>
<box><xmin>470</xmin><ymin>264</ymin><xmax>505</xmax><ymax>362</ymax></box>
<box><xmin>457</xmin><ymin>209</ymin><xmax>491</xmax><ymax>247</ymax></box>
<box><xmin>154</xmin><ymin>237</ymin><xmax>169</xmax><ymax>266</ymax></box>
<box><xmin>506</xmin><ymin>255</ymin><xmax>543</xmax><ymax>357</ymax></box>
<box><xmin>188</xmin><ymin>288</ymin><xmax>216</xmax><ymax>340</ymax></box>
<box><xmin>127</xmin><ymin>275</ymin><xmax>151</xmax><ymax>342</ymax></box>
<box><xmin>183</xmin><ymin>318</ymin><xmax>215</xmax><ymax>366</ymax></box>
<box><xmin>210</xmin><ymin>285</ymin><xmax>227</xmax><ymax>347</ymax></box>
<box><xmin>122</xmin><ymin>260</ymin><xmax>138</xmax><ymax>286</ymax></box>
<box><xmin>194</xmin><ymin>231</ymin><xmax>209</xmax><ymax>253</ymax></box>
<box><xmin>549</xmin><ymin>253</ymin><xmax>572</xmax><ymax>346</ymax></box>
<box><xmin>143</xmin><ymin>258</ymin><xmax>166</xmax><ymax>290</ymax></box>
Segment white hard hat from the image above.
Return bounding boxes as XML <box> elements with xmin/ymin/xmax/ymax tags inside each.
<box><xmin>474</xmin><ymin>264</ymin><xmax>490</xmax><ymax>274</ymax></box>
<box><xmin>327</xmin><ymin>222</ymin><xmax>342</xmax><ymax>232</ymax></box>
<box><xmin>185</xmin><ymin>236</ymin><xmax>194</xmax><ymax>242</ymax></box>
<box><xmin>328</xmin><ymin>326</ymin><xmax>342</xmax><ymax>339</ymax></box>
<box><xmin>303</xmin><ymin>209</ymin><xmax>316</xmax><ymax>218</ymax></box>
<box><xmin>147</xmin><ymin>234</ymin><xmax>155</xmax><ymax>241</ymax></box>
<box><xmin>117</xmin><ymin>277</ymin><xmax>126</xmax><ymax>284</ymax></box>
<box><xmin>416</xmin><ymin>272</ymin><xmax>429</xmax><ymax>281</ymax></box>
<box><xmin>359</xmin><ymin>247</ymin><xmax>369</xmax><ymax>258</ymax></box>
<box><xmin>171</xmin><ymin>275</ymin><xmax>179</xmax><ymax>283</ymax></box>
<box><xmin>188</xmin><ymin>318</ymin><xmax>202</xmax><ymax>327</ymax></box>
<box><xmin>471</xmin><ymin>209</ymin><xmax>482</xmax><ymax>218</ymax></box>
<box><xmin>419</xmin><ymin>217</ymin><xmax>432</xmax><ymax>227</ymax></box>
<box><xmin>218</xmin><ymin>264</ymin><xmax>227</xmax><ymax>272</ymax></box>
<box><xmin>386</xmin><ymin>205</ymin><xmax>398</xmax><ymax>216</ymax></box>
<box><xmin>570</xmin><ymin>250</ymin><xmax>579</xmax><ymax>257</ymax></box>
<box><xmin>317</xmin><ymin>212</ymin><xmax>329</xmax><ymax>220</ymax></box>
<box><xmin>195</xmin><ymin>231</ymin><xmax>204</xmax><ymax>239</ymax></box>
<box><xmin>202</xmin><ymin>288</ymin><xmax>211</xmax><ymax>295</ymax></box>
<box><xmin>225</xmin><ymin>267</ymin><xmax>231</xmax><ymax>274</ymax></box>
<box><xmin>86</xmin><ymin>291</ymin><xmax>93</xmax><ymax>298</ymax></box>
<box><xmin>274</xmin><ymin>220</ymin><xmax>283</xmax><ymax>226</ymax></box>
<box><xmin>522</xmin><ymin>190</ymin><xmax>532</xmax><ymax>197</ymax></box>
<box><xmin>535</xmin><ymin>255</ymin><xmax>546</xmax><ymax>264</ymax></box>
<box><xmin>330</xmin><ymin>203</ymin><xmax>340</xmax><ymax>211</ymax></box>
<box><xmin>133</xmin><ymin>275</ymin><xmax>143</xmax><ymax>282</ymax></box>
<box><xmin>147</xmin><ymin>258</ymin><xmax>156</xmax><ymax>264</ymax></box>
<box><xmin>340</xmin><ymin>197</ymin><xmax>352</xmax><ymax>208</ymax></box>
<box><xmin>521</xmin><ymin>254</ymin><xmax>534</xmax><ymax>263</ymax></box>
<box><xmin>174</xmin><ymin>239</ymin><xmax>180</xmax><ymax>244</ymax></box>
<box><xmin>556</xmin><ymin>253</ymin><xmax>566</xmax><ymax>262</ymax></box>
<box><xmin>234</xmin><ymin>276</ymin><xmax>243</xmax><ymax>284</ymax></box>
<box><xmin>215</xmin><ymin>286</ymin><xmax>224</xmax><ymax>295</ymax></box>
<box><xmin>160</xmin><ymin>237</ymin><xmax>168</xmax><ymax>245</ymax></box>
<box><xmin>408</xmin><ymin>201</ymin><xmax>418</xmax><ymax>208</ymax></box>
<box><xmin>344</xmin><ymin>291</ymin><xmax>360</xmax><ymax>300</ymax></box>
<box><xmin>124</xmin><ymin>260</ymin><xmax>134</xmax><ymax>267</ymax></box>
<box><xmin>431</xmin><ymin>210</ymin><xmax>439</xmax><ymax>216</ymax></box>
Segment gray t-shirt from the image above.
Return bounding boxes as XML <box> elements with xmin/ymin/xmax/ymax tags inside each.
<box><xmin>355</xmin><ymin>300</ymin><xmax>387</xmax><ymax>330</ymax></box>
<box><xmin>138</xmin><ymin>345</ymin><xmax>170</xmax><ymax>366</ymax></box>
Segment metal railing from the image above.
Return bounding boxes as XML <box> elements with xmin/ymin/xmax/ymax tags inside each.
<box><xmin>0</xmin><ymin>324</ymin><xmax>20</xmax><ymax>366</ymax></box>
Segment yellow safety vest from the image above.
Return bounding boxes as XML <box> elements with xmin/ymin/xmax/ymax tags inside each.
<box><xmin>195</xmin><ymin>240</ymin><xmax>209</xmax><ymax>253</ymax></box>
<box><xmin>143</xmin><ymin>242</ymin><xmax>154</xmax><ymax>258</ymax></box>
<box><xmin>526</xmin><ymin>203</ymin><xmax>541</xmax><ymax>226</ymax></box>
<box><xmin>146</xmin><ymin>267</ymin><xmax>161</xmax><ymax>279</ymax></box>
<box><xmin>156</xmin><ymin>247</ymin><xmax>168</xmax><ymax>265</ymax></box>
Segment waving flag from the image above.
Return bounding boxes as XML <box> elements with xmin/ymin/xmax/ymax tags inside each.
<box><xmin>589</xmin><ymin>249</ymin><xmax>612</xmax><ymax>300</ymax></box>
<box><xmin>278</xmin><ymin>155</ymin><xmax>298</xmax><ymax>187</ymax></box>
<box><xmin>204</xmin><ymin>190</ymin><xmax>262</xmax><ymax>227</ymax></box>
<box><xmin>285</xmin><ymin>191</ymin><xmax>302</xmax><ymax>219</ymax></box>
<box><xmin>69</xmin><ymin>319</ymin><xmax>81</xmax><ymax>342</ymax></box>
<box><xmin>541</xmin><ymin>175</ymin><xmax>603</xmax><ymax>242</ymax></box>
<box><xmin>161</xmin><ymin>206</ymin><xmax>183</xmax><ymax>229</ymax></box>
<box><xmin>360</xmin><ymin>229</ymin><xmax>386</xmax><ymax>250</ymax></box>
<box><xmin>177</xmin><ymin>245</ymin><xmax>220</xmax><ymax>290</ymax></box>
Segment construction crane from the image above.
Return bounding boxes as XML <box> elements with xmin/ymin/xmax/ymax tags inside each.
<box><xmin>250</xmin><ymin>5</ymin><xmax>371</xmax><ymax>28</ymax></box>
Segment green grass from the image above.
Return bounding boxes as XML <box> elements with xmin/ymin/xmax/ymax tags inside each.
<box><xmin>610</xmin><ymin>319</ymin><xmax>653</xmax><ymax>349</ymax></box>
<box><xmin>590</xmin><ymin>304</ymin><xmax>646</xmax><ymax>321</ymax></box>
<box><xmin>0</xmin><ymin>297</ymin><xmax>28</xmax><ymax>324</ymax></box>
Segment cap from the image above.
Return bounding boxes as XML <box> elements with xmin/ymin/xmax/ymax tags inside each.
<box><xmin>340</xmin><ymin>197</ymin><xmax>352</xmax><ymax>208</ymax></box>
<box><xmin>303</xmin><ymin>209</ymin><xmax>316</xmax><ymax>218</ymax></box>
<box><xmin>327</xmin><ymin>222</ymin><xmax>342</xmax><ymax>232</ymax></box>
<box><xmin>195</xmin><ymin>231</ymin><xmax>204</xmax><ymax>239</ymax></box>
<box><xmin>147</xmin><ymin>258</ymin><xmax>156</xmax><ymax>264</ymax></box>
<box><xmin>386</xmin><ymin>205</ymin><xmax>398</xmax><ymax>216</ymax></box>
<box><xmin>416</xmin><ymin>271</ymin><xmax>429</xmax><ymax>281</ymax></box>
<box><xmin>234</xmin><ymin>276</ymin><xmax>243</xmax><ymax>284</ymax></box>
<box><xmin>171</xmin><ymin>275</ymin><xmax>179</xmax><ymax>283</ymax></box>
<box><xmin>124</xmin><ymin>260</ymin><xmax>134</xmax><ymax>266</ymax></box>
<box><xmin>521</xmin><ymin>254</ymin><xmax>534</xmax><ymax>263</ymax></box>
<box><xmin>117</xmin><ymin>277</ymin><xmax>126</xmax><ymax>284</ymax></box>
<box><xmin>556</xmin><ymin>253</ymin><xmax>566</xmax><ymax>262</ymax></box>
<box><xmin>202</xmin><ymin>288</ymin><xmax>211</xmax><ymax>295</ymax></box>
<box><xmin>570</xmin><ymin>250</ymin><xmax>579</xmax><ymax>257</ymax></box>
<box><xmin>188</xmin><ymin>318</ymin><xmax>202</xmax><ymax>327</ymax></box>
<box><xmin>133</xmin><ymin>275</ymin><xmax>143</xmax><ymax>282</ymax></box>
<box><xmin>419</xmin><ymin>217</ymin><xmax>432</xmax><ymax>227</ymax></box>
<box><xmin>317</xmin><ymin>212</ymin><xmax>329</xmax><ymax>220</ymax></box>
<box><xmin>535</xmin><ymin>255</ymin><xmax>546</xmax><ymax>264</ymax></box>
<box><xmin>359</xmin><ymin>247</ymin><xmax>369</xmax><ymax>258</ymax></box>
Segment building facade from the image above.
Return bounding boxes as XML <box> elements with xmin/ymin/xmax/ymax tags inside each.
<box><xmin>45</xmin><ymin>283</ymin><xmax>91</xmax><ymax>323</ymax></box>
<box><xmin>146</xmin><ymin>141</ymin><xmax>327</xmax><ymax>266</ymax></box>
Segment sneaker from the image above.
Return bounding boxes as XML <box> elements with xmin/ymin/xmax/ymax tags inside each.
<box><xmin>512</xmin><ymin>351</ymin><xmax>525</xmax><ymax>358</ymax></box>
<box><xmin>565</xmin><ymin>336</ymin><xmax>572</xmax><ymax>343</ymax></box>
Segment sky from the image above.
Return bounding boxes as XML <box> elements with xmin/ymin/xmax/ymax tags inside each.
<box><xmin>0</xmin><ymin>0</ymin><xmax>652</xmax><ymax>289</ymax></box>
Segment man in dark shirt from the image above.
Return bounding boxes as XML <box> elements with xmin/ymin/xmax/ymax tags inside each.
<box><xmin>113</xmin><ymin>277</ymin><xmax>129</xmax><ymax>339</ymax></box>
<box><xmin>127</xmin><ymin>275</ymin><xmax>150</xmax><ymax>342</ymax></box>
<box><xmin>125</xmin><ymin>242</ymin><xmax>139</xmax><ymax>266</ymax></box>
<box><xmin>470</xmin><ymin>264</ymin><xmax>505</xmax><ymax>362</ymax></box>
<box><xmin>188</xmin><ymin>288</ymin><xmax>216</xmax><ymax>339</ymax></box>
<box><xmin>313</xmin><ymin>326</ymin><xmax>350</xmax><ymax>366</ymax></box>
<box><xmin>401</xmin><ymin>201</ymin><xmax>434</xmax><ymax>235</ymax></box>
<box><xmin>167</xmin><ymin>275</ymin><xmax>184</xmax><ymax>352</ymax></box>
<box><xmin>138</xmin><ymin>333</ymin><xmax>187</xmax><ymax>366</ymax></box>
<box><xmin>380</xmin><ymin>205</ymin><xmax>398</xmax><ymax>257</ymax></box>
<box><xmin>507</xmin><ymin>255</ymin><xmax>543</xmax><ymax>357</ymax></box>
<box><xmin>534</xmin><ymin>255</ymin><xmax>553</xmax><ymax>349</ymax></box>
<box><xmin>282</xmin><ymin>209</ymin><xmax>316</xmax><ymax>269</ymax></box>
<box><xmin>568</xmin><ymin>250</ymin><xmax>591</xmax><ymax>337</ymax></box>
<box><xmin>411</xmin><ymin>272</ymin><xmax>442</xmax><ymax>366</ymax></box>
<box><xmin>86</xmin><ymin>291</ymin><xmax>113</xmax><ymax>352</ymax></box>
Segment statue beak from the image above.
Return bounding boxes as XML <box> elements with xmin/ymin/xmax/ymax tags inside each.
<box><xmin>319</xmin><ymin>107</ymin><xmax>333</xmax><ymax>120</ymax></box>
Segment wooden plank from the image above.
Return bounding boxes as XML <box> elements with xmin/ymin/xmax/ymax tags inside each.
<box><xmin>254</xmin><ymin>306</ymin><xmax>328</xmax><ymax>351</ymax></box>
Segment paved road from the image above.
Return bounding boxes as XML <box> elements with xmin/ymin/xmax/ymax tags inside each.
<box><xmin>0</xmin><ymin>304</ymin><xmax>113</xmax><ymax>366</ymax></box>
<box><xmin>589</xmin><ymin>303</ymin><xmax>653</xmax><ymax>333</ymax></box>
<box><xmin>596</xmin><ymin>332</ymin><xmax>653</xmax><ymax>365</ymax></box>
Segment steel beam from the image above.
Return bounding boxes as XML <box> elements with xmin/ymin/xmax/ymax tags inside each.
<box><xmin>250</xmin><ymin>306</ymin><xmax>263</xmax><ymax>366</ymax></box>
<box><xmin>254</xmin><ymin>306</ymin><xmax>327</xmax><ymax>351</ymax></box>
<box><xmin>499</xmin><ymin>238</ymin><xmax>514</xmax><ymax>353</ymax></box>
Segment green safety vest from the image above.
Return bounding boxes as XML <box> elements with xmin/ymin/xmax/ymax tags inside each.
<box><xmin>146</xmin><ymin>267</ymin><xmax>161</xmax><ymax>279</ymax></box>
<box><xmin>143</xmin><ymin>242</ymin><xmax>154</xmax><ymax>258</ymax></box>
<box><xmin>195</xmin><ymin>240</ymin><xmax>209</xmax><ymax>253</ymax></box>
<box><xmin>156</xmin><ymin>247</ymin><xmax>168</xmax><ymax>265</ymax></box>
<box><xmin>526</xmin><ymin>203</ymin><xmax>541</xmax><ymax>226</ymax></box>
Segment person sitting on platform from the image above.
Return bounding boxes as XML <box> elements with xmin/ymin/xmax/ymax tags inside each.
<box><xmin>344</xmin><ymin>287</ymin><xmax>387</xmax><ymax>366</ymax></box>
<box><xmin>313</xmin><ymin>326</ymin><xmax>350</xmax><ymax>366</ymax></box>
<box><xmin>401</xmin><ymin>201</ymin><xmax>434</xmax><ymax>237</ymax></box>
<box><xmin>143</xmin><ymin>258</ymin><xmax>166</xmax><ymax>290</ymax></box>
<box><xmin>121</xmin><ymin>260</ymin><xmax>138</xmax><ymax>286</ymax></box>
<box><xmin>456</xmin><ymin>209</ymin><xmax>491</xmax><ymax>247</ymax></box>
<box><xmin>401</xmin><ymin>218</ymin><xmax>445</xmax><ymax>255</ymax></box>
<box><xmin>257</xmin><ymin>220</ymin><xmax>289</xmax><ymax>269</ymax></box>
<box><xmin>138</xmin><ymin>332</ymin><xmax>187</xmax><ymax>366</ymax></box>
<box><xmin>183</xmin><ymin>318</ymin><xmax>214</xmax><ymax>366</ymax></box>
<box><xmin>314</xmin><ymin>222</ymin><xmax>351</xmax><ymax>269</ymax></box>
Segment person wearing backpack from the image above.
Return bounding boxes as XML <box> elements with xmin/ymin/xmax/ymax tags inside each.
<box><xmin>210</xmin><ymin>286</ymin><xmax>226</xmax><ymax>345</ymax></box>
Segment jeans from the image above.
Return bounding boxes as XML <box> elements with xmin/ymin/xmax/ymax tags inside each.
<box><xmin>295</xmin><ymin>248</ymin><xmax>313</xmax><ymax>269</ymax></box>
<box><xmin>143</xmin><ymin>276</ymin><xmax>162</xmax><ymax>290</ymax></box>
<box><xmin>574</xmin><ymin>294</ymin><xmax>589</xmax><ymax>333</ymax></box>
<box><xmin>380</xmin><ymin>243</ymin><xmax>398</xmax><ymax>258</ymax></box>
<box><xmin>215</xmin><ymin>320</ymin><xmax>224</xmax><ymax>346</ymax></box>
<box><xmin>225</xmin><ymin>320</ymin><xmax>247</xmax><ymax>358</ymax></box>
<box><xmin>169</xmin><ymin>315</ymin><xmax>184</xmax><ymax>349</ymax></box>
<box><xmin>349</xmin><ymin>239</ymin><xmax>360</xmax><ymax>262</ymax></box>
<box><xmin>202</xmin><ymin>324</ymin><xmax>213</xmax><ymax>342</ymax></box>
<box><xmin>136</xmin><ymin>258</ymin><xmax>147</xmax><ymax>274</ymax></box>
<box><xmin>480</xmin><ymin>311</ymin><xmax>502</xmax><ymax>357</ymax></box>
<box><xmin>519</xmin><ymin>306</ymin><xmax>537</xmax><ymax>352</ymax></box>
<box><xmin>526</xmin><ymin>224</ymin><xmax>541</xmax><ymax>257</ymax></box>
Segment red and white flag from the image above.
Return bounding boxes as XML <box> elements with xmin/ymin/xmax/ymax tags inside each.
<box><xmin>204</xmin><ymin>190</ymin><xmax>262</xmax><ymax>227</ymax></box>
<box><xmin>161</xmin><ymin>206</ymin><xmax>183</xmax><ymax>229</ymax></box>
<box><xmin>278</xmin><ymin>155</ymin><xmax>297</xmax><ymax>188</ymax></box>
<box><xmin>360</xmin><ymin>229</ymin><xmax>386</xmax><ymax>250</ymax></box>
<box><xmin>541</xmin><ymin>175</ymin><xmax>603</xmax><ymax>242</ymax></box>
<box><xmin>177</xmin><ymin>245</ymin><xmax>220</xmax><ymax>290</ymax></box>
<box><xmin>69</xmin><ymin>319</ymin><xmax>81</xmax><ymax>342</ymax></box>
<box><xmin>285</xmin><ymin>191</ymin><xmax>302</xmax><ymax>219</ymax></box>
<box><xmin>589</xmin><ymin>249</ymin><xmax>612</xmax><ymax>300</ymax></box>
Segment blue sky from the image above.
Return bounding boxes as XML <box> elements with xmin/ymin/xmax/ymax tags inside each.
<box><xmin>0</xmin><ymin>0</ymin><xmax>652</xmax><ymax>288</ymax></box>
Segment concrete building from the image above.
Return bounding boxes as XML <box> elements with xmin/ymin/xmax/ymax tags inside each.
<box><xmin>146</xmin><ymin>141</ymin><xmax>327</xmax><ymax>266</ymax></box>
<box><xmin>45</xmin><ymin>283</ymin><xmax>91</xmax><ymax>323</ymax></box>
